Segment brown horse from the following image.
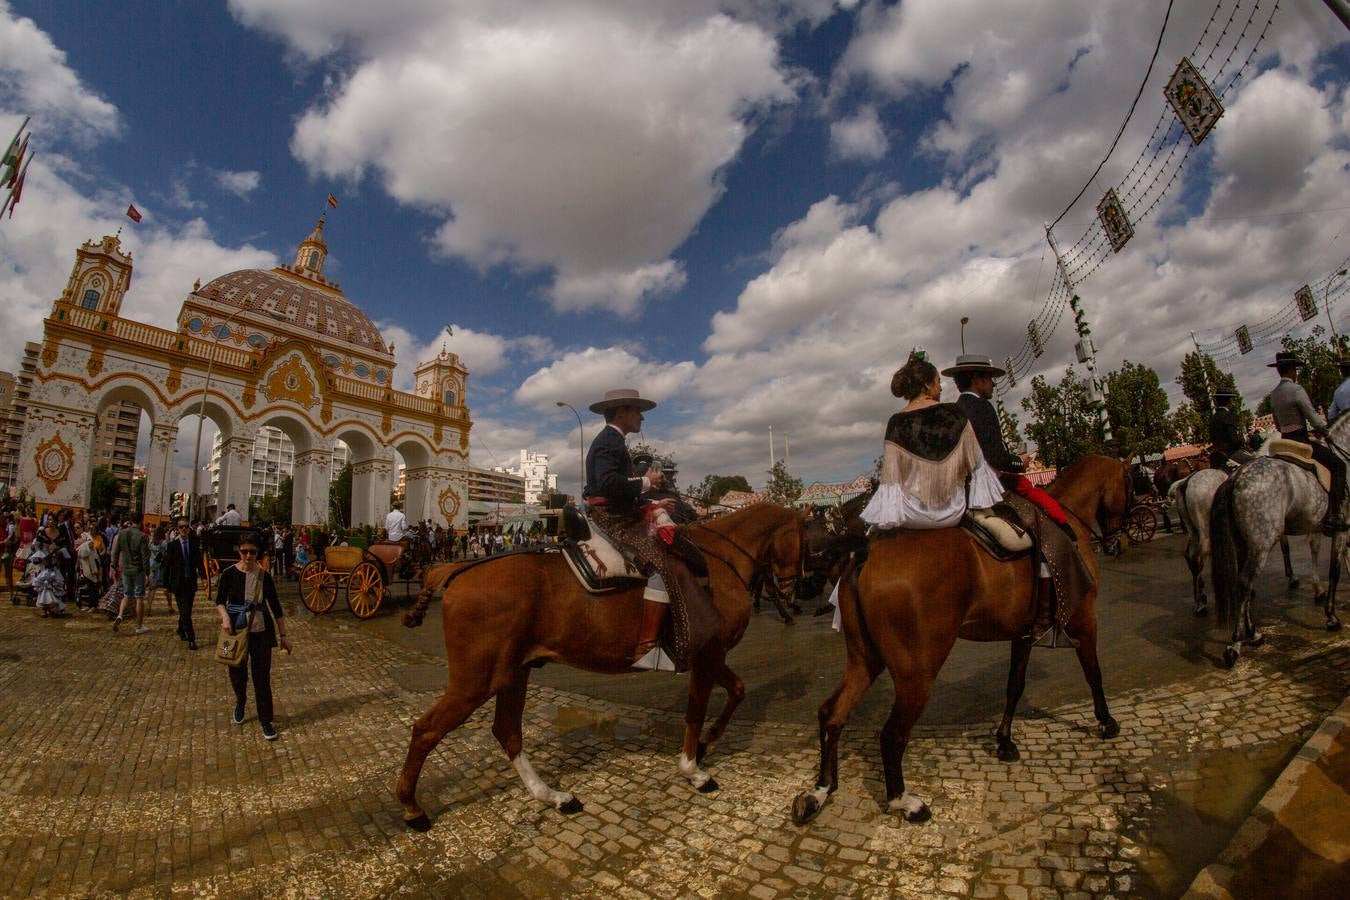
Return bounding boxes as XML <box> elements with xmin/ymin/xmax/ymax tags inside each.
<box><xmin>395</xmin><ymin>503</ymin><xmax>806</xmax><ymax>830</ymax></box>
<box><xmin>791</xmin><ymin>454</ymin><xmax>1131</xmax><ymax>825</ymax></box>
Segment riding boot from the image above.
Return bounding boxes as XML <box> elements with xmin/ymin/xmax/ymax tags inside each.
<box><xmin>1029</xmin><ymin>576</ymin><xmax>1056</xmax><ymax>642</ymax></box>
<box><xmin>1323</xmin><ymin>458</ymin><xmax>1349</xmax><ymax>535</ymax></box>
<box><xmin>631</xmin><ymin>598</ymin><xmax>675</xmax><ymax>671</ymax></box>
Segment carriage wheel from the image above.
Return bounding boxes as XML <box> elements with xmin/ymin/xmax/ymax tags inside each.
<box><xmin>300</xmin><ymin>561</ymin><xmax>338</xmax><ymax>614</ymax></box>
<box><xmin>347</xmin><ymin>562</ymin><xmax>384</xmax><ymax>619</ymax></box>
<box><xmin>1125</xmin><ymin>506</ymin><xmax>1157</xmax><ymax>544</ymax></box>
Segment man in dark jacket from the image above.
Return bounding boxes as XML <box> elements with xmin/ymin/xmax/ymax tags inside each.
<box><xmin>1208</xmin><ymin>388</ymin><xmax>1251</xmax><ymax>470</ymax></box>
<box><xmin>162</xmin><ymin>516</ymin><xmax>202</xmax><ymax>650</ymax></box>
<box><xmin>583</xmin><ymin>389</ymin><xmax>714</xmax><ymax>671</ymax></box>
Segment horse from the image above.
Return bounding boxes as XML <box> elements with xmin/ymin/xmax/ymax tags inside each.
<box><xmin>394</xmin><ymin>503</ymin><xmax>806</xmax><ymax>830</ymax></box>
<box><xmin>1209</xmin><ymin>427</ymin><xmax>1347</xmax><ymax>668</ymax></box>
<box><xmin>790</xmin><ymin>454</ymin><xmax>1131</xmax><ymax>825</ymax></box>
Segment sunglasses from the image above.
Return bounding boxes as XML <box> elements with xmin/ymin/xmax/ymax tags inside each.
<box><xmin>238</xmin><ymin>549</ymin><xmax>258</xmax><ymax>557</ymax></box>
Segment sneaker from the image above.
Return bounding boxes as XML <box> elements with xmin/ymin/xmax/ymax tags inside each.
<box><xmin>134</xmin><ymin>625</ymin><xmax>150</xmax><ymax>635</ymax></box>
<box><xmin>261</xmin><ymin>721</ymin><xmax>278</xmax><ymax>741</ymax></box>
<box><xmin>232</xmin><ymin>702</ymin><xmax>245</xmax><ymax>725</ymax></box>
<box><xmin>111</xmin><ymin>615</ymin><xmax>122</xmax><ymax>632</ymax></box>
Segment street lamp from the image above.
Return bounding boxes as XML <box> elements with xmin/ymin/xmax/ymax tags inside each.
<box><xmin>1327</xmin><ymin>268</ymin><xmax>1349</xmax><ymax>343</ymax></box>
<box><xmin>555</xmin><ymin>401</ymin><xmax>586</xmax><ymax>497</ymax></box>
<box><xmin>187</xmin><ymin>306</ymin><xmax>287</xmax><ymax>522</ymax></box>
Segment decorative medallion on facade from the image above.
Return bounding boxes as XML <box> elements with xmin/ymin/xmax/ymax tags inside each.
<box><xmin>260</xmin><ymin>354</ymin><xmax>319</xmax><ymax>409</ymax></box>
<box><xmin>1165</xmin><ymin>58</ymin><xmax>1223</xmax><ymax>145</ymax></box>
<box><xmin>1096</xmin><ymin>188</ymin><xmax>1134</xmax><ymax>254</ymax></box>
<box><xmin>34</xmin><ymin>434</ymin><xmax>75</xmax><ymax>493</ymax></box>
<box><xmin>438</xmin><ymin>483</ymin><xmax>462</xmax><ymax>521</ymax></box>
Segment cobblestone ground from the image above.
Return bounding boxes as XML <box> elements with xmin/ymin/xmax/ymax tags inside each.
<box><xmin>0</xmin><ymin>588</ymin><xmax>1345</xmax><ymax>899</ymax></box>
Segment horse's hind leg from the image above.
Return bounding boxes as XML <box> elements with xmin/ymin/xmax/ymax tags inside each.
<box><xmin>1309</xmin><ymin>535</ymin><xmax>1327</xmax><ymax>607</ymax></box>
<box><xmin>879</xmin><ymin>675</ymin><xmax>937</xmax><ymax>823</ymax></box>
<box><xmin>1325</xmin><ymin>536</ymin><xmax>1343</xmax><ymax>631</ymax></box>
<box><xmin>492</xmin><ymin>666</ymin><xmax>582</xmax><ymax>814</ymax></box>
<box><xmin>994</xmin><ymin>638</ymin><xmax>1034</xmax><ymax>762</ymax></box>
<box><xmin>1069</xmin><ymin>618</ymin><xmax>1118</xmax><ymax>738</ymax></box>
<box><xmin>1280</xmin><ymin>536</ymin><xmax>1300</xmax><ymax>590</ymax></box>
<box><xmin>792</xmin><ymin>655</ymin><xmax>879</xmax><ymax>825</ymax></box>
<box><xmin>396</xmin><ymin>685</ymin><xmax>492</xmax><ymax>830</ymax></box>
<box><xmin>1186</xmin><ymin>533</ymin><xmax>1208</xmax><ymax>615</ymax></box>
<box><xmin>696</xmin><ymin>659</ymin><xmax>745</xmax><ymax>763</ymax></box>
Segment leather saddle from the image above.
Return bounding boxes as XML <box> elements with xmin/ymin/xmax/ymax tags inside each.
<box><xmin>961</xmin><ymin>505</ymin><xmax>1035</xmax><ymax>561</ymax></box>
<box><xmin>558</xmin><ymin>506</ymin><xmax>647</xmax><ymax>594</ymax></box>
<box><xmin>1267</xmin><ymin>439</ymin><xmax>1331</xmax><ymax>493</ymax></box>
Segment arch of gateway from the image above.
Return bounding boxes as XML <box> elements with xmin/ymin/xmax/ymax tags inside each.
<box><xmin>16</xmin><ymin>221</ymin><xmax>471</xmax><ymax>528</ymax></box>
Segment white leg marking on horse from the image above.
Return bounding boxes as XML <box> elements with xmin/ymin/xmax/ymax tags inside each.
<box><xmin>512</xmin><ymin>753</ymin><xmax>573</xmax><ymax>808</ymax></box>
<box><xmin>809</xmin><ymin>785</ymin><xmax>830</xmax><ymax>806</ymax></box>
<box><xmin>677</xmin><ymin>752</ymin><xmax>711</xmax><ymax>789</ymax></box>
<box><xmin>887</xmin><ymin>792</ymin><xmax>926</xmax><ymax>816</ymax></box>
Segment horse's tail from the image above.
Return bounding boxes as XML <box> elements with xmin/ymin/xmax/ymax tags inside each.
<box><xmin>403</xmin><ymin>561</ymin><xmax>469</xmax><ymax>628</ymax></box>
<box><xmin>1169</xmin><ymin>476</ymin><xmax>1192</xmax><ymax>536</ymax></box>
<box><xmin>835</xmin><ymin>557</ymin><xmax>882</xmax><ymax>672</ymax></box>
<box><xmin>1209</xmin><ymin>478</ymin><xmax>1245</xmax><ymax>626</ymax></box>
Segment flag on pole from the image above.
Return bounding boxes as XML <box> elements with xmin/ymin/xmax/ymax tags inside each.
<box><xmin>326</xmin><ymin>193</ymin><xmax>338</xmax><ymax>208</ymax></box>
<box><xmin>444</xmin><ymin>324</ymin><xmax>454</xmax><ymax>337</ymax></box>
<box><xmin>7</xmin><ymin>166</ymin><xmax>26</xmax><ymax>218</ymax></box>
<box><xmin>5</xmin><ymin>135</ymin><xmax>29</xmax><ymax>188</ymax></box>
<box><xmin>126</xmin><ymin>204</ymin><xmax>142</xmax><ymax>223</ymax></box>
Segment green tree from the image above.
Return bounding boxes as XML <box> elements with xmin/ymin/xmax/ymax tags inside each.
<box><xmin>998</xmin><ymin>404</ymin><xmax>1023</xmax><ymax>451</ymax></box>
<box><xmin>331</xmin><ymin>463</ymin><xmax>353</xmax><ymax>527</ymax></box>
<box><xmin>132</xmin><ymin>477</ymin><xmax>145</xmax><ymax>516</ymax></box>
<box><xmin>1021</xmin><ymin>367</ymin><xmax>1104</xmax><ymax>468</ymax></box>
<box><xmin>89</xmin><ymin>466</ymin><xmax>118</xmax><ymax>514</ymax></box>
<box><xmin>692</xmin><ymin>474</ymin><xmax>752</xmax><ymax>506</ymax></box>
<box><xmin>1175</xmin><ymin>351</ymin><xmax>1248</xmax><ymax>442</ymax></box>
<box><xmin>1104</xmin><ymin>360</ymin><xmax>1173</xmax><ymax>459</ymax></box>
<box><xmin>765</xmin><ymin>460</ymin><xmax>803</xmax><ymax>504</ymax></box>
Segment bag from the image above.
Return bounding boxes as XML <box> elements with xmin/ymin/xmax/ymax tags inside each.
<box><xmin>215</xmin><ymin>570</ymin><xmax>262</xmax><ymax>667</ymax></box>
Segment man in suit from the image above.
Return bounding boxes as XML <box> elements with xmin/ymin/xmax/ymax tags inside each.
<box><xmin>944</xmin><ymin>354</ymin><xmax>1085</xmax><ymax>643</ymax></box>
<box><xmin>582</xmin><ymin>388</ymin><xmax>717</xmax><ymax>672</ymax></box>
<box><xmin>163</xmin><ymin>516</ymin><xmax>202</xmax><ymax>650</ymax></box>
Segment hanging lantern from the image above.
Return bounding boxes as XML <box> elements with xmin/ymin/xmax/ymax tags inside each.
<box><xmin>1236</xmin><ymin>325</ymin><xmax>1252</xmax><ymax>355</ymax></box>
<box><xmin>1165</xmin><ymin>57</ymin><xmax>1224</xmax><ymax>145</ymax></box>
<box><xmin>1027</xmin><ymin>321</ymin><xmax>1043</xmax><ymax>359</ymax></box>
<box><xmin>1295</xmin><ymin>285</ymin><xmax>1317</xmax><ymax>322</ymax></box>
<box><xmin>1096</xmin><ymin>189</ymin><xmax>1134</xmax><ymax>254</ymax></box>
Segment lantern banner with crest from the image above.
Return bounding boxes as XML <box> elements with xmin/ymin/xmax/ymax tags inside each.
<box><xmin>1096</xmin><ymin>188</ymin><xmax>1134</xmax><ymax>254</ymax></box>
<box><xmin>1165</xmin><ymin>57</ymin><xmax>1224</xmax><ymax>145</ymax></box>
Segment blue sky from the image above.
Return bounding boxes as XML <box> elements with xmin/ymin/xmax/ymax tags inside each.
<box><xmin>2</xmin><ymin>1</ymin><xmax>1348</xmax><ymax>494</ymax></box>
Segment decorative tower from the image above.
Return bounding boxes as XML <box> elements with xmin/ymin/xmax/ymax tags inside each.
<box><xmin>294</xmin><ymin>216</ymin><xmax>328</xmax><ymax>276</ymax></box>
<box><xmin>58</xmin><ymin>234</ymin><xmax>132</xmax><ymax>316</ymax></box>
<box><xmin>414</xmin><ymin>346</ymin><xmax>469</xmax><ymax>410</ymax></box>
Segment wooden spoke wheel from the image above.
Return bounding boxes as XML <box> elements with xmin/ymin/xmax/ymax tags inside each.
<box><xmin>1125</xmin><ymin>505</ymin><xmax>1157</xmax><ymax>545</ymax></box>
<box><xmin>300</xmin><ymin>561</ymin><xmax>338</xmax><ymax>614</ymax></box>
<box><xmin>205</xmin><ymin>556</ymin><xmax>220</xmax><ymax>579</ymax></box>
<box><xmin>347</xmin><ymin>561</ymin><xmax>385</xmax><ymax>619</ymax></box>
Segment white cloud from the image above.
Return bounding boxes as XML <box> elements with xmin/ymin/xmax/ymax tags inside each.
<box><xmin>829</xmin><ymin>105</ymin><xmax>888</xmax><ymax>160</ymax></box>
<box><xmin>213</xmin><ymin>169</ymin><xmax>262</xmax><ymax>198</ymax></box>
<box><xmin>515</xmin><ymin>347</ymin><xmax>698</xmax><ymax>414</ymax></box>
<box><xmin>0</xmin><ymin>1</ymin><xmax>119</xmax><ymax>145</ymax></box>
<box><xmin>236</xmin><ymin>1</ymin><xmax>795</xmax><ymax>316</ymax></box>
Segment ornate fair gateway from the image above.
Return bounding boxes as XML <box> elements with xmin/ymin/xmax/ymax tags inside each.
<box><xmin>17</xmin><ymin>222</ymin><xmax>470</xmax><ymax>527</ymax></box>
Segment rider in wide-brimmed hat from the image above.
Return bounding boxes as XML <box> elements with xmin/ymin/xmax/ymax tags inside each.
<box><xmin>582</xmin><ymin>389</ymin><xmax>715</xmax><ymax>672</ymax></box>
<box><xmin>1266</xmin><ymin>351</ymin><xmax>1347</xmax><ymax>532</ymax></box>
<box><xmin>1329</xmin><ymin>355</ymin><xmax>1350</xmax><ymax>421</ymax></box>
<box><xmin>1209</xmin><ymin>387</ymin><xmax>1251</xmax><ymax>469</ymax></box>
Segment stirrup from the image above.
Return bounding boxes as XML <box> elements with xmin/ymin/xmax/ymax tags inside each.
<box><xmin>631</xmin><ymin>646</ymin><xmax>677</xmax><ymax>672</ymax></box>
<box><xmin>1026</xmin><ymin>624</ymin><xmax>1079</xmax><ymax>649</ymax></box>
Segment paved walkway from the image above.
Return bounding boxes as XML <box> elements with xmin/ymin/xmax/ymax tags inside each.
<box><xmin>0</xmin><ymin>576</ymin><xmax>1346</xmax><ymax>897</ymax></box>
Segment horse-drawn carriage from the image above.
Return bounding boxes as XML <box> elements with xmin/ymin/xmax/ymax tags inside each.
<box><xmin>202</xmin><ymin>526</ymin><xmax>272</xmax><ymax>596</ymax></box>
<box><xmin>299</xmin><ymin>539</ymin><xmax>428</xmax><ymax>619</ymax></box>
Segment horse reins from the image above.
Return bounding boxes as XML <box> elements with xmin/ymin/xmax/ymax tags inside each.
<box><xmin>686</xmin><ymin>521</ymin><xmax>800</xmax><ymax>599</ymax></box>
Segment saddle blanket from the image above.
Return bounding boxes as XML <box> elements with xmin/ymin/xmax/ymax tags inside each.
<box><xmin>1267</xmin><ymin>439</ymin><xmax>1331</xmax><ymax>493</ymax></box>
<box><xmin>560</xmin><ymin>518</ymin><xmax>646</xmax><ymax>593</ymax></box>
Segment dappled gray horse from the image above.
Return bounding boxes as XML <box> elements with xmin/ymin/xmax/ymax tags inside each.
<box><xmin>1210</xmin><ymin>422</ymin><xmax>1347</xmax><ymax>667</ymax></box>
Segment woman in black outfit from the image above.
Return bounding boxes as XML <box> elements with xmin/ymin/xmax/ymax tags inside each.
<box><xmin>215</xmin><ymin>533</ymin><xmax>292</xmax><ymax>740</ymax></box>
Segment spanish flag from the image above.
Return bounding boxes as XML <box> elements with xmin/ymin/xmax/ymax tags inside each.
<box><xmin>326</xmin><ymin>193</ymin><xmax>338</xmax><ymax>209</ymax></box>
<box><xmin>126</xmin><ymin>204</ymin><xmax>142</xmax><ymax>223</ymax></box>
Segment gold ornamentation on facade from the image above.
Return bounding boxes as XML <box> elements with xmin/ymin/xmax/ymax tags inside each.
<box><xmin>381</xmin><ymin>410</ymin><xmax>392</xmax><ymax>435</ymax></box>
<box><xmin>241</xmin><ymin>382</ymin><xmax>256</xmax><ymax>409</ymax></box>
<box><xmin>86</xmin><ymin>347</ymin><xmax>105</xmax><ymax>378</ymax></box>
<box><xmin>320</xmin><ymin>397</ymin><xmax>333</xmax><ymax>424</ymax></box>
<box><xmin>438</xmin><ymin>483</ymin><xmax>462</xmax><ymax>521</ymax></box>
<box><xmin>460</xmin><ymin>429</ymin><xmax>470</xmax><ymax>451</ymax></box>
<box><xmin>260</xmin><ymin>354</ymin><xmax>319</xmax><ymax>409</ymax></box>
<box><xmin>34</xmin><ymin>434</ymin><xmax>75</xmax><ymax>493</ymax></box>
<box><xmin>166</xmin><ymin>364</ymin><xmax>182</xmax><ymax>394</ymax></box>
<box><xmin>41</xmin><ymin>341</ymin><xmax>59</xmax><ymax>368</ymax></box>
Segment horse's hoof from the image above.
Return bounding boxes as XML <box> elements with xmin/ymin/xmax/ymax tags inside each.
<box><xmin>697</xmin><ymin>777</ymin><xmax>720</xmax><ymax>794</ymax></box>
<box><xmin>1246</xmin><ymin>632</ymin><xmax>1266</xmax><ymax>649</ymax></box>
<box><xmin>558</xmin><ymin>797</ymin><xmax>584</xmax><ymax>816</ymax></box>
<box><xmin>995</xmin><ymin>740</ymin><xmax>1020</xmax><ymax>763</ymax></box>
<box><xmin>1327</xmin><ymin>618</ymin><xmax>1343</xmax><ymax>632</ymax></box>
<box><xmin>791</xmin><ymin>792</ymin><xmax>820</xmax><ymax>825</ymax></box>
<box><xmin>403</xmin><ymin>814</ymin><xmax>432</xmax><ymax>833</ymax></box>
<box><xmin>1222</xmin><ymin>648</ymin><xmax>1239</xmax><ymax>669</ymax></box>
<box><xmin>1100</xmin><ymin>719</ymin><xmax>1120</xmax><ymax>740</ymax></box>
<box><xmin>1194</xmin><ymin>604</ymin><xmax>1208</xmax><ymax>617</ymax></box>
<box><xmin>902</xmin><ymin>803</ymin><xmax>932</xmax><ymax>824</ymax></box>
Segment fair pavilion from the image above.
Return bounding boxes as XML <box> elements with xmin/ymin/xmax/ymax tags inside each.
<box><xmin>17</xmin><ymin>220</ymin><xmax>471</xmax><ymax>528</ymax></box>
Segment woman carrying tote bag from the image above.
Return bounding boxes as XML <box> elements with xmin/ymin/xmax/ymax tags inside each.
<box><xmin>215</xmin><ymin>532</ymin><xmax>292</xmax><ymax>740</ymax></box>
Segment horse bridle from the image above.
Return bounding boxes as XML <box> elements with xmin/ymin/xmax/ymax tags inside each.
<box><xmin>1087</xmin><ymin>465</ymin><xmax>1134</xmax><ymax>548</ymax></box>
<box><xmin>686</xmin><ymin>520</ymin><xmax>801</xmax><ymax>599</ymax></box>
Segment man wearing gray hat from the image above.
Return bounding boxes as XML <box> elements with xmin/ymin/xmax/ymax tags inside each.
<box><xmin>582</xmin><ymin>389</ymin><xmax>716</xmax><ymax>672</ymax></box>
